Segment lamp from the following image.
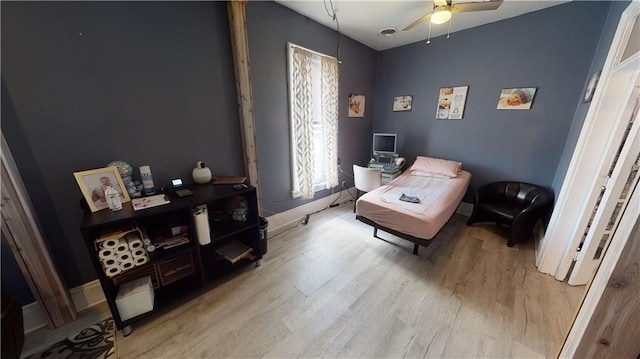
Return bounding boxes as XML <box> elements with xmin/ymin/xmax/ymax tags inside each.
<box><xmin>430</xmin><ymin>5</ymin><xmax>452</xmax><ymax>24</ymax></box>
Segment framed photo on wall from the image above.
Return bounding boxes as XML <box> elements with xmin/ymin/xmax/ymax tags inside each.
<box><xmin>74</xmin><ymin>166</ymin><xmax>130</xmax><ymax>212</ymax></box>
<box><xmin>348</xmin><ymin>94</ymin><xmax>365</xmax><ymax>117</ymax></box>
<box><xmin>393</xmin><ymin>96</ymin><xmax>413</xmax><ymax>112</ymax></box>
<box><xmin>497</xmin><ymin>87</ymin><xmax>537</xmax><ymax>110</ymax></box>
<box><xmin>436</xmin><ymin>86</ymin><xmax>468</xmax><ymax>119</ymax></box>
<box><xmin>583</xmin><ymin>70</ymin><xmax>601</xmax><ymax>103</ymax></box>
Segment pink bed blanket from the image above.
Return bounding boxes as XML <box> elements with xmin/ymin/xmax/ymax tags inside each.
<box><xmin>356</xmin><ymin>170</ymin><xmax>472</xmax><ymax>240</ymax></box>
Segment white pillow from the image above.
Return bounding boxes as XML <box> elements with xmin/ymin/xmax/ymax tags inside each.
<box><xmin>410</xmin><ymin>171</ymin><xmax>454</xmax><ymax>179</ymax></box>
<box><xmin>409</xmin><ymin>156</ymin><xmax>462</xmax><ymax>178</ymax></box>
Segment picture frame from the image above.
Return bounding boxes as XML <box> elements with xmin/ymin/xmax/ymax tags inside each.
<box><xmin>348</xmin><ymin>94</ymin><xmax>365</xmax><ymax>117</ymax></box>
<box><xmin>436</xmin><ymin>86</ymin><xmax>468</xmax><ymax>119</ymax></box>
<box><xmin>74</xmin><ymin>166</ymin><xmax>131</xmax><ymax>212</ymax></box>
<box><xmin>497</xmin><ymin>87</ymin><xmax>537</xmax><ymax>110</ymax></box>
<box><xmin>393</xmin><ymin>96</ymin><xmax>413</xmax><ymax>112</ymax></box>
<box><xmin>583</xmin><ymin>70</ymin><xmax>601</xmax><ymax>103</ymax></box>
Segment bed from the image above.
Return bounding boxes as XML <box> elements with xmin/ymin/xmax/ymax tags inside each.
<box><xmin>355</xmin><ymin>156</ymin><xmax>471</xmax><ymax>254</ymax></box>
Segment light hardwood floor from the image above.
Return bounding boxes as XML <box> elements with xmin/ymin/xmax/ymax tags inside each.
<box><xmin>23</xmin><ymin>202</ymin><xmax>586</xmax><ymax>358</ymax></box>
<box><xmin>116</xmin><ymin>204</ymin><xmax>585</xmax><ymax>358</ymax></box>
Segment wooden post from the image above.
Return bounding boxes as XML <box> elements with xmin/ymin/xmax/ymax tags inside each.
<box><xmin>227</xmin><ymin>0</ymin><xmax>262</xmax><ymax>215</ymax></box>
<box><xmin>1</xmin><ymin>133</ymin><xmax>76</xmax><ymax>328</ymax></box>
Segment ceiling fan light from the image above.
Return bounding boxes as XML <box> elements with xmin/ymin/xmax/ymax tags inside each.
<box><xmin>430</xmin><ymin>6</ymin><xmax>452</xmax><ymax>25</ymax></box>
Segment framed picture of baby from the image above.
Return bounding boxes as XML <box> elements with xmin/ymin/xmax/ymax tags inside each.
<box><xmin>74</xmin><ymin>166</ymin><xmax>130</xmax><ymax>212</ymax></box>
<box><xmin>348</xmin><ymin>94</ymin><xmax>365</xmax><ymax>118</ymax></box>
<box><xmin>497</xmin><ymin>87</ymin><xmax>537</xmax><ymax>110</ymax></box>
<box><xmin>436</xmin><ymin>86</ymin><xmax>468</xmax><ymax>119</ymax></box>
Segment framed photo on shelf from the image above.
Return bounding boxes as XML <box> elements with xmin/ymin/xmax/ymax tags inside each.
<box><xmin>436</xmin><ymin>86</ymin><xmax>468</xmax><ymax>120</ymax></box>
<box><xmin>583</xmin><ymin>70</ymin><xmax>601</xmax><ymax>103</ymax></box>
<box><xmin>74</xmin><ymin>166</ymin><xmax>130</xmax><ymax>212</ymax></box>
<box><xmin>496</xmin><ymin>87</ymin><xmax>537</xmax><ymax>110</ymax></box>
<box><xmin>393</xmin><ymin>96</ymin><xmax>413</xmax><ymax>112</ymax></box>
<box><xmin>348</xmin><ymin>94</ymin><xmax>365</xmax><ymax>117</ymax></box>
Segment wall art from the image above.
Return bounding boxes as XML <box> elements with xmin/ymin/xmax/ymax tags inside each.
<box><xmin>348</xmin><ymin>94</ymin><xmax>365</xmax><ymax>117</ymax></box>
<box><xmin>583</xmin><ymin>70</ymin><xmax>601</xmax><ymax>103</ymax></box>
<box><xmin>497</xmin><ymin>87</ymin><xmax>537</xmax><ymax>110</ymax></box>
<box><xmin>393</xmin><ymin>95</ymin><xmax>413</xmax><ymax>112</ymax></box>
<box><xmin>436</xmin><ymin>86</ymin><xmax>468</xmax><ymax>120</ymax></box>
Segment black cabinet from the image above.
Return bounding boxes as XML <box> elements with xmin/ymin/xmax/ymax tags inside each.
<box><xmin>80</xmin><ymin>184</ymin><xmax>261</xmax><ymax>334</ymax></box>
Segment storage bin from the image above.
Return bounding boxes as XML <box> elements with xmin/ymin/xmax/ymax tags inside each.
<box><xmin>115</xmin><ymin>276</ymin><xmax>154</xmax><ymax>321</ymax></box>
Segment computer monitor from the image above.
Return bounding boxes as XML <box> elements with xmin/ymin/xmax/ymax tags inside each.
<box><xmin>372</xmin><ymin>133</ymin><xmax>397</xmax><ymax>156</ymax></box>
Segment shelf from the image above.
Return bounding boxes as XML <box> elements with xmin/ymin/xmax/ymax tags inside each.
<box><xmin>80</xmin><ymin>184</ymin><xmax>261</xmax><ymax>332</ymax></box>
<box><xmin>210</xmin><ymin>219</ymin><xmax>258</xmax><ymax>242</ymax></box>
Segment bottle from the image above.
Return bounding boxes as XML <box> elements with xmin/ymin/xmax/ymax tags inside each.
<box><xmin>192</xmin><ymin>161</ymin><xmax>212</xmax><ymax>184</ymax></box>
<box><xmin>139</xmin><ymin>165</ymin><xmax>155</xmax><ymax>195</ymax></box>
<box><xmin>105</xmin><ymin>186</ymin><xmax>122</xmax><ymax>211</ymax></box>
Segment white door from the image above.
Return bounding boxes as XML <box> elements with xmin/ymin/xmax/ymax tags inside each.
<box><xmin>569</xmin><ymin>94</ymin><xmax>640</xmax><ymax>285</ymax></box>
<box><xmin>536</xmin><ymin>3</ymin><xmax>640</xmax><ymax>282</ymax></box>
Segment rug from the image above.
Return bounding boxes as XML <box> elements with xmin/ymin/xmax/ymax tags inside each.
<box><xmin>26</xmin><ymin>318</ymin><xmax>115</xmax><ymax>359</ymax></box>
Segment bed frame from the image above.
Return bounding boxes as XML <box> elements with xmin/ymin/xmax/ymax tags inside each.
<box><xmin>356</xmin><ymin>214</ymin><xmax>435</xmax><ymax>255</ymax></box>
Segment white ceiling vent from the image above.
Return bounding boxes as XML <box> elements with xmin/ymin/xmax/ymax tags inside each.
<box><xmin>378</xmin><ymin>27</ymin><xmax>398</xmax><ymax>37</ymax></box>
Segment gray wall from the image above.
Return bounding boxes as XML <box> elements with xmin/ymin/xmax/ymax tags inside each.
<box><xmin>246</xmin><ymin>1</ymin><xmax>378</xmax><ymax>215</ymax></box>
<box><xmin>374</xmin><ymin>1</ymin><xmax>611</xmax><ymax>199</ymax></box>
<box><xmin>1</xmin><ymin>1</ymin><xmax>242</xmax><ymax>288</ymax></box>
<box><xmin>551</xmin><ymin>1</ymin><xmax>631</xmax><ymax>194</ymax></box>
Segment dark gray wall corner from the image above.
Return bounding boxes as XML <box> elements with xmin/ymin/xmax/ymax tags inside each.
<box><xmin>1</xmin><ymin>2</ymin><xmax>242</xmax><ymax>288</ymax></box>
<box><xmin>246</xmin><ymin>1</ymin><xmax>378</xmax><ymax>214</ymax></box>
<box><xmin>374</xmin><ymin>1</ymin><xmax>611</xmax><ymax>199</ymax></box>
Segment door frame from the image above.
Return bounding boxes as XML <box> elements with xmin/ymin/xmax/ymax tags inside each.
<box><xmin>536</xmin><ymin>1</ymin><xmax>640</xmax><ymax>281</ymax></box>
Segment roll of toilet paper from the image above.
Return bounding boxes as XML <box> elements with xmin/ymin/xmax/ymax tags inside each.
<box><xmin>102</xmin><ymin>238</ymin><xmax>119</xmax><ymax>249</ymax></box>
<box><xmin>115</xmin><ymin>239</ymin><xmax>129</xmax><ymax>254</ymax></box>
<box><xmin>105</xmin><ymin>265</ymin><xmax>122</xmax><ymax>277</ymax></box>
<box><xmin>119</xmin><ymin>259</ymin><xmax>134</xmax><ymax>271</ymax></box>
<box><xmin>101</xmin><ymin>257</ymin><xmax>117</xmax><ymax>267</ymax></box>
<box><xmin>116</xmin><ymin>252</ymin><xmax>132</xmax><ymax>262</ymax></box>
<box><xmin>128</xmin><ymin>238</ymin><xmax>144</xmax><ymax>250</ymax></box>
<box><xmin>131</xmin><ymin>248</ymin><xmax>146</xmax><ymax>258</ymax></box>
<box><xmin>98</xmin><ymin>248</ymin><xmax>116</xmax><ymax>260</ymax></box>
<box><xmin>143</xmin><ymin>238</ymin><xmax>151</xmax><ymax>246</ymax></box>
<box><xmin>194</xmin><ymin>208</ymin><xmax>211</xmax><ymax>245</ymax></box>
<box><xmin>146</xmin><ymin>244</ymin><xmax>156</xmax><ymax>252</ymax></box>
<box><xmin>133</xmin><ymin>256</ymin><xmax>148</xmax><ymax>266</ymax></box>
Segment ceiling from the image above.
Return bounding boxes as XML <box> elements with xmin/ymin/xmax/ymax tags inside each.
<box><xmin>275</xmin><ymin>0</ymin><xmax>569</xmax><ymax>51</ymax></box>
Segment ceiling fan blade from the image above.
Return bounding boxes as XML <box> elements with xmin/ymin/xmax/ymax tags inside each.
<box><xmin>451</xmin><ymin>0</ymin><xmax>503</xmax><ymax>13</ymax></box>
<box><xmin>402</xmin><ymin>12</ymin><xmax>433</xmax><ymax>31</ymax></box>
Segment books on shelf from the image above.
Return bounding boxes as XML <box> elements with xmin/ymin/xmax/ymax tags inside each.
<box><xmin>132</xmin><ymin>194</ymin><xmax>170</xmax><ymax>211</ymax></box>
<box><xmin>215</xmin><ymin>241</ymin><xmax>253</xmax><ymax>264</ymax></box>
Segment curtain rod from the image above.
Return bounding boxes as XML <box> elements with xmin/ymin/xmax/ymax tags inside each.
<box><xmin>287</xmin><ymin>42</ymin><xmax>338</xmax><ymax>61</ymax></box>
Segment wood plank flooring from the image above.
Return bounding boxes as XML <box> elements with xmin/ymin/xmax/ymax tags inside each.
<box><xmin>23</xmin><ymin>202</ymin><xmax>586</xmax><ymax>358</ymax></box>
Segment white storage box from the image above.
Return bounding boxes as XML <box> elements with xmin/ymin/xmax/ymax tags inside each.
<box><xmin>115</xmin><ymin>276</ymin><xmax>154</xmax><ymax>321</ymax></box>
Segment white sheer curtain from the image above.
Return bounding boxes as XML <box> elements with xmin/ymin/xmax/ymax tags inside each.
<box><xmin>321</xmin><ymin>56</ymin><xmax>339</xmax><ymax>190</ymax></box>
<box><xmin>288</xmin><ymin>44</ymin><xmax>339</xmax><ymax>199</ymax></box>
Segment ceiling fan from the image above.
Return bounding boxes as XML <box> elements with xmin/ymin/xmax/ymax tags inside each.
<box><xmin>402</xmin><ymin>0</ymin><xmax>503</xmax><ymax>31</ymax></box>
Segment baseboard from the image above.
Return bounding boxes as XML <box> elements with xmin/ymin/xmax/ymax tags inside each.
<box><xmin>23</xmin><ymin>279</ymin><xmax>106</xmax><ymax>334</ymax></box>
<box><xmin>266</xmin><ymin>188</ymin><xmax>355</xmax><ymax>237</ymax></box>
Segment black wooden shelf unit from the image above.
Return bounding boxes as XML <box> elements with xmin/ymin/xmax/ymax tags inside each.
<box><xmin>80</xmin><ymin>184</ymin><xmax>262</xmax><ymax>335</ymax></box>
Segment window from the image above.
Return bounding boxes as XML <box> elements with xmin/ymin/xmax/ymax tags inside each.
<box><xmin>287</xmin><ymin>43</ymin><xmax>339</xmax><ymax>199</ymax></box>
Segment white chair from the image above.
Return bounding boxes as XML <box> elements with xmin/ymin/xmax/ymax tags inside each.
<box><xmin>353</xmin><ymin>164</ymin><xmax>383</xmax><ymax>212</ymax></box>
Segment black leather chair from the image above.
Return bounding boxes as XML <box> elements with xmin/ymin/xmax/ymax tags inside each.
<box><xmin>467</xmin><ymin>181</ymin><xmax>554</xmax><ymax>247</ymax></box>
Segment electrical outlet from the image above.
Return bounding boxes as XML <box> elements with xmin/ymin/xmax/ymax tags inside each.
<box><xmin>341</xmin><ymin>180</ymin><xmax>347</xmax><ymax>187</ymax></box>
<box><xmin>337</xmin><ymin>158</ymin><xmax>341</xmax><ymax>165</ymax></box>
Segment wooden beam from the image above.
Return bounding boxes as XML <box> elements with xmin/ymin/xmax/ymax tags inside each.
<box><xmin>1</xmin><ymin>132</ymin><xmax>76</xmax><ymax>328</ymax></box>
<box><xmin>227</xmin><ymin>0</ymin><xmax>262</xmax><ymax>215</ymax></box>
